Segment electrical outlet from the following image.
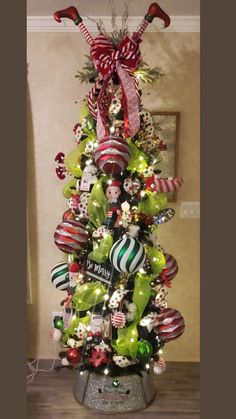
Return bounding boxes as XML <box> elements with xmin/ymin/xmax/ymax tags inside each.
<box><xmin>51</xmin><ymin>311</ymin><xmax>63</xmax><ymax>327</ymax></box>
<box><xmin>180</xmin><ymin>202</ymin><xmax>200</xmax><ymax>219</ymax></box>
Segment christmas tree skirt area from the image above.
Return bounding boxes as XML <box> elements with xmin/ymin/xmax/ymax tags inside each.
<box><xmin>27</xmin><ymin>361</ymin><xmax>200</xmax><ymax>418</ymax></box>
<box><xmin>74</xmin><ymin>369</ymin><xmax>155</xmax><ymax>413</ymax></box>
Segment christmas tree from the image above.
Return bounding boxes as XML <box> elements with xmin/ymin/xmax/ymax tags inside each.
<box><xmin>50</xmin><ymin>2</ymin><xmax>185</xmax><ymax>409</ymax></box>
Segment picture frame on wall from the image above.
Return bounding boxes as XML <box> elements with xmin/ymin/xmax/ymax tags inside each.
<box><xmin>151</xmin><ymin>111</ymin><xmax>180</xmax><ymax>202</ymax></box>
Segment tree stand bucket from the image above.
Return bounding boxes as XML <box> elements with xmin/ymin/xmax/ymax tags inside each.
<box><xmin>73</xmin><ymin>369</ymin><xmax>156</xmax><ymax>413</ymax></box>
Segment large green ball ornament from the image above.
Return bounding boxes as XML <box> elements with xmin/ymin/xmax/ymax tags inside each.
<box><xmin>109</xmin><ymin>237</ymin><xmax>145</xmax><ymax>274</ymax></box>
<box><xmin>136</xmin><ymin>339</ymin><xmax>153</xmax><ymax>360</ymax></box>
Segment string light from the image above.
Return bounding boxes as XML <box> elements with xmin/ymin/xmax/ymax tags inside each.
<box><xmin>158</xmin><ymin>349</ymin><xmax>163</xmax><ymax>354</ymax></box>
<box><xmin>145</xmin><ymin>363</ymin><xmax>150</xmax><ymax>370</ymax></box>
<box><xmin>104</xmin><ymin>368</ymin><xmax>109</xmax><ymax>375</ymax></box>
<box><xmin>80</xmin><ymin>371</ymin><xmax>84</xmax><ymax>376</ymax></box>
<box><xmin>140</xmin><ymin>191</ymin><xmax>146</xmax><ymax>197</ymax></box>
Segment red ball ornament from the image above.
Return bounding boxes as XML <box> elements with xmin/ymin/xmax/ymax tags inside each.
<box><xmin>155</xmin><ymin>308</ymin><xmax>185</xmax><ymax>342</ymax></box>
<box><xmin>146</xmin><ymin>3</ymin><xmax>171</xmax><ymax>28</ymax></box>
<box><xmin>66</xmin><ymin>348</ymin><xmax>81</xmax><ymax>365</ymax></box>
<box><xmin>54</xmin><ymin>220</ymin><xmax>88</xmax><ymax>254</ymax></box>
<box><xmin>95</xmin><ymin>136</ymin><xmax>130</xmax><ymax>174</ymax></box>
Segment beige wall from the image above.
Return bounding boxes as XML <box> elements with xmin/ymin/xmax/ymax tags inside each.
<box><xmin>27</xmin><ymin>31</ymin><xmax>200</xmax><ymax>361</ymax></box>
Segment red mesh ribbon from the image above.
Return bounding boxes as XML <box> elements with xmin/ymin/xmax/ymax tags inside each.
<box><xmin>90</xmin><ymin>33</ymin><xmax>141</xmax><ymax>139</ymax></box>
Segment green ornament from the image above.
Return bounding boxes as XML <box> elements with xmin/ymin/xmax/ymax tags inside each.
<box><xmin>136</xmin><ymin>339</ymin><xmax>153</xmax><ymax>360</ymax></box>
<box><xmin>54</xmin><ymin>316</ymin><xmax>64</xmax><ymax>330</ymax></box>
<box><xmin>85</xmin><ymin>221</ymin><xmax>96</xmax><ymax>234</ymax></box>
<box><xmin>112</xmin><ymin>378</ymin><xmax>120</xmax><ymax>388</ymax></box>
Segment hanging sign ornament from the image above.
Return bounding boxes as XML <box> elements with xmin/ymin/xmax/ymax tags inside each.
<box><xmin>54</xmin><ymin>4</ymin><xmax>171</xmax><ymax>139</ymax></box>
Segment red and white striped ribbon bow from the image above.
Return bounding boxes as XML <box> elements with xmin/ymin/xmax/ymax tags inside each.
<box><xmin>89</xmin><ymin>33</ymin><xmax>141</xmax><ymax>139</ymax></box>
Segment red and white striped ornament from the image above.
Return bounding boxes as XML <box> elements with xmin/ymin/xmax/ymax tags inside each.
<box><xmin>154</xmin><ymin>176</ymin><xmax>183</xmax><ymax>193</ymax></box>
<box><xmin>155</xmin><ymin>308</ymin><xmax>185</xmax><ymax>342</ymax></box>
<box><xmin>153</xmin><ymin>357</ymin><xmax>167</xmax><ymax>375</ymax></box>
<box><xmin>50</xmin><ymin>328</ymin><xmax>62</xmax><ymax>343</ymax></box>
<box><xmin>54</xmin><ymin>220</ymin><xmax>88</xmax><ymax>254</ymax></box>
<box><xmin>95</xmin><ymin>136</ymin><xmax>130</xmax><ymax>174</ymax></box>
<box><xmin>160</xmin><ymin>253</ymin><xmax>179</xmax><ymax>287</ymax></box>
<box><xmin>111</xmin><ymin>311</ymin><xmax>126</xmax><ymax>328</ymax></box>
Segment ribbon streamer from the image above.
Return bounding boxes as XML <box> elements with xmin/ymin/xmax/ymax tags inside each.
<box><xmin>61</xmin><ymin>314</ymin><xmax>90</xmax><ymax>345</ymax></box>
<box><xmin>90</xmin><ymin>33</ymin><xmax>141</xmax><ymax>138</ymax></box>
<box><xmin>88</xmin><ymin>232</ymin><xmax>113</xmax><ymax>263</ymax></box>
<box><xmin>138</xmin><ymin>191</ymin><xmax>167</xmax><ymax>216</ymax></box>
<box><xmin>132</xmin><ymin>272</ymin><xmax>155</xmax><ymax>321</ymax></box>
<box><xmin>145</xmin><ymin>246</ymin><xmax>166</xmax><ymax>275</ymax></box>
<box><xmin>126</xmin><ymin>139</ymin><xmax>148</xmax><ymax>172</ymax></box>
<box><xmin>65</xmin><ymin>136</ymin><xmax>94</xmax><ymax>178</ymax></box>
<box><xmin>87</xmin><ymin>177</ymin><xmax>109</xmax><ymax>228</ymax></box>
<box><xmin>72</xmin><ymin>281</ymin><xmax>107</xmax><ymax>311</ymax></box>
<box><xmin>111</xmin><ymin>322</ymin><xmax>138</xmax><ymax>358</ymax></box>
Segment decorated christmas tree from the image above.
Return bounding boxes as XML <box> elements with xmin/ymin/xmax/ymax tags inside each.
<box><xmin>50</xmin><ymin>2</ymin><xmax>185</xmax><ymax>412</ymax></box>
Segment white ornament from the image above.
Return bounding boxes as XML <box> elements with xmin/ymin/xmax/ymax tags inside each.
<box><xmin>78</xmin><ymin>192</ymin><xmax>90</xmax><ymax>219</ymax></box>
<box><xmin>121</xmin><ymin>201</ymin><xmax>132</xmax><ymax>228</ymax></box>
<box><xmin>94</xmin><ymin>341</ymin><xmax>112</xmax><ymax>352</ymax></box>
<box><xmin>154</xmin><ymin>285</ymin><xmax>168</xmax><ymax>308</ymax></box>
<box><xmin>76</xmin><ymin>323</ymin><xmax>87</xmax><ymax>341</ymax></box>
<box><xmin>126</xmin><ymin>303</ymin><xmax>138</xmax><ymax>322</ymax></box>
<box><xmin>108</xmin><ymin>289</ymin><xmax>129</xmax><ymax>309</ymax></box>
<box><xmin>61</xmin><ymin>357</ymin><xmax>70</xmax><ymax>366</ymax></box>
<box><xmin>149</xmin><ymin>226</ymin><xmax>159</xmax><ymax>246</ymax></box>
<box><xmin>153</xmin><ymin>357</ymin><xmax>167</xmax><ymax>375</ymax></box>
<box><xmin>139</xmin><ymin>312</ymin><xmax>159</xmax><ymax>332</ymax></box>
<box><xmin>143</xmin><ymin>166</ymin><xmax>155</xmax><ymax>178</ymax></box>
<box><xmin>113</xmin><ymin>355</ymin><xmax>137</xmax><ymax>368</ymax></box>
<box><xmin>67</xmin><ymin>338</ymin><xmax>80</xmax><ymax>348</ymax></box>
<box><xmin>92</xmin><ymin>225</ymin><xmax>110</xmax><ymax>239</ymax></box>
<box><xmin>80</xmin><ymin>164</ymin><xmax>98</xmax><ymax>192</ymax></box>
<box><xmin>128</xmin><ymin>224</ymin><xmax>140</xmax><ymax>238</ymax></box>
<box><xmin>50</xmin><ymin>328</ymin><xmax>62</xmax><ymax>343</ymax></box>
